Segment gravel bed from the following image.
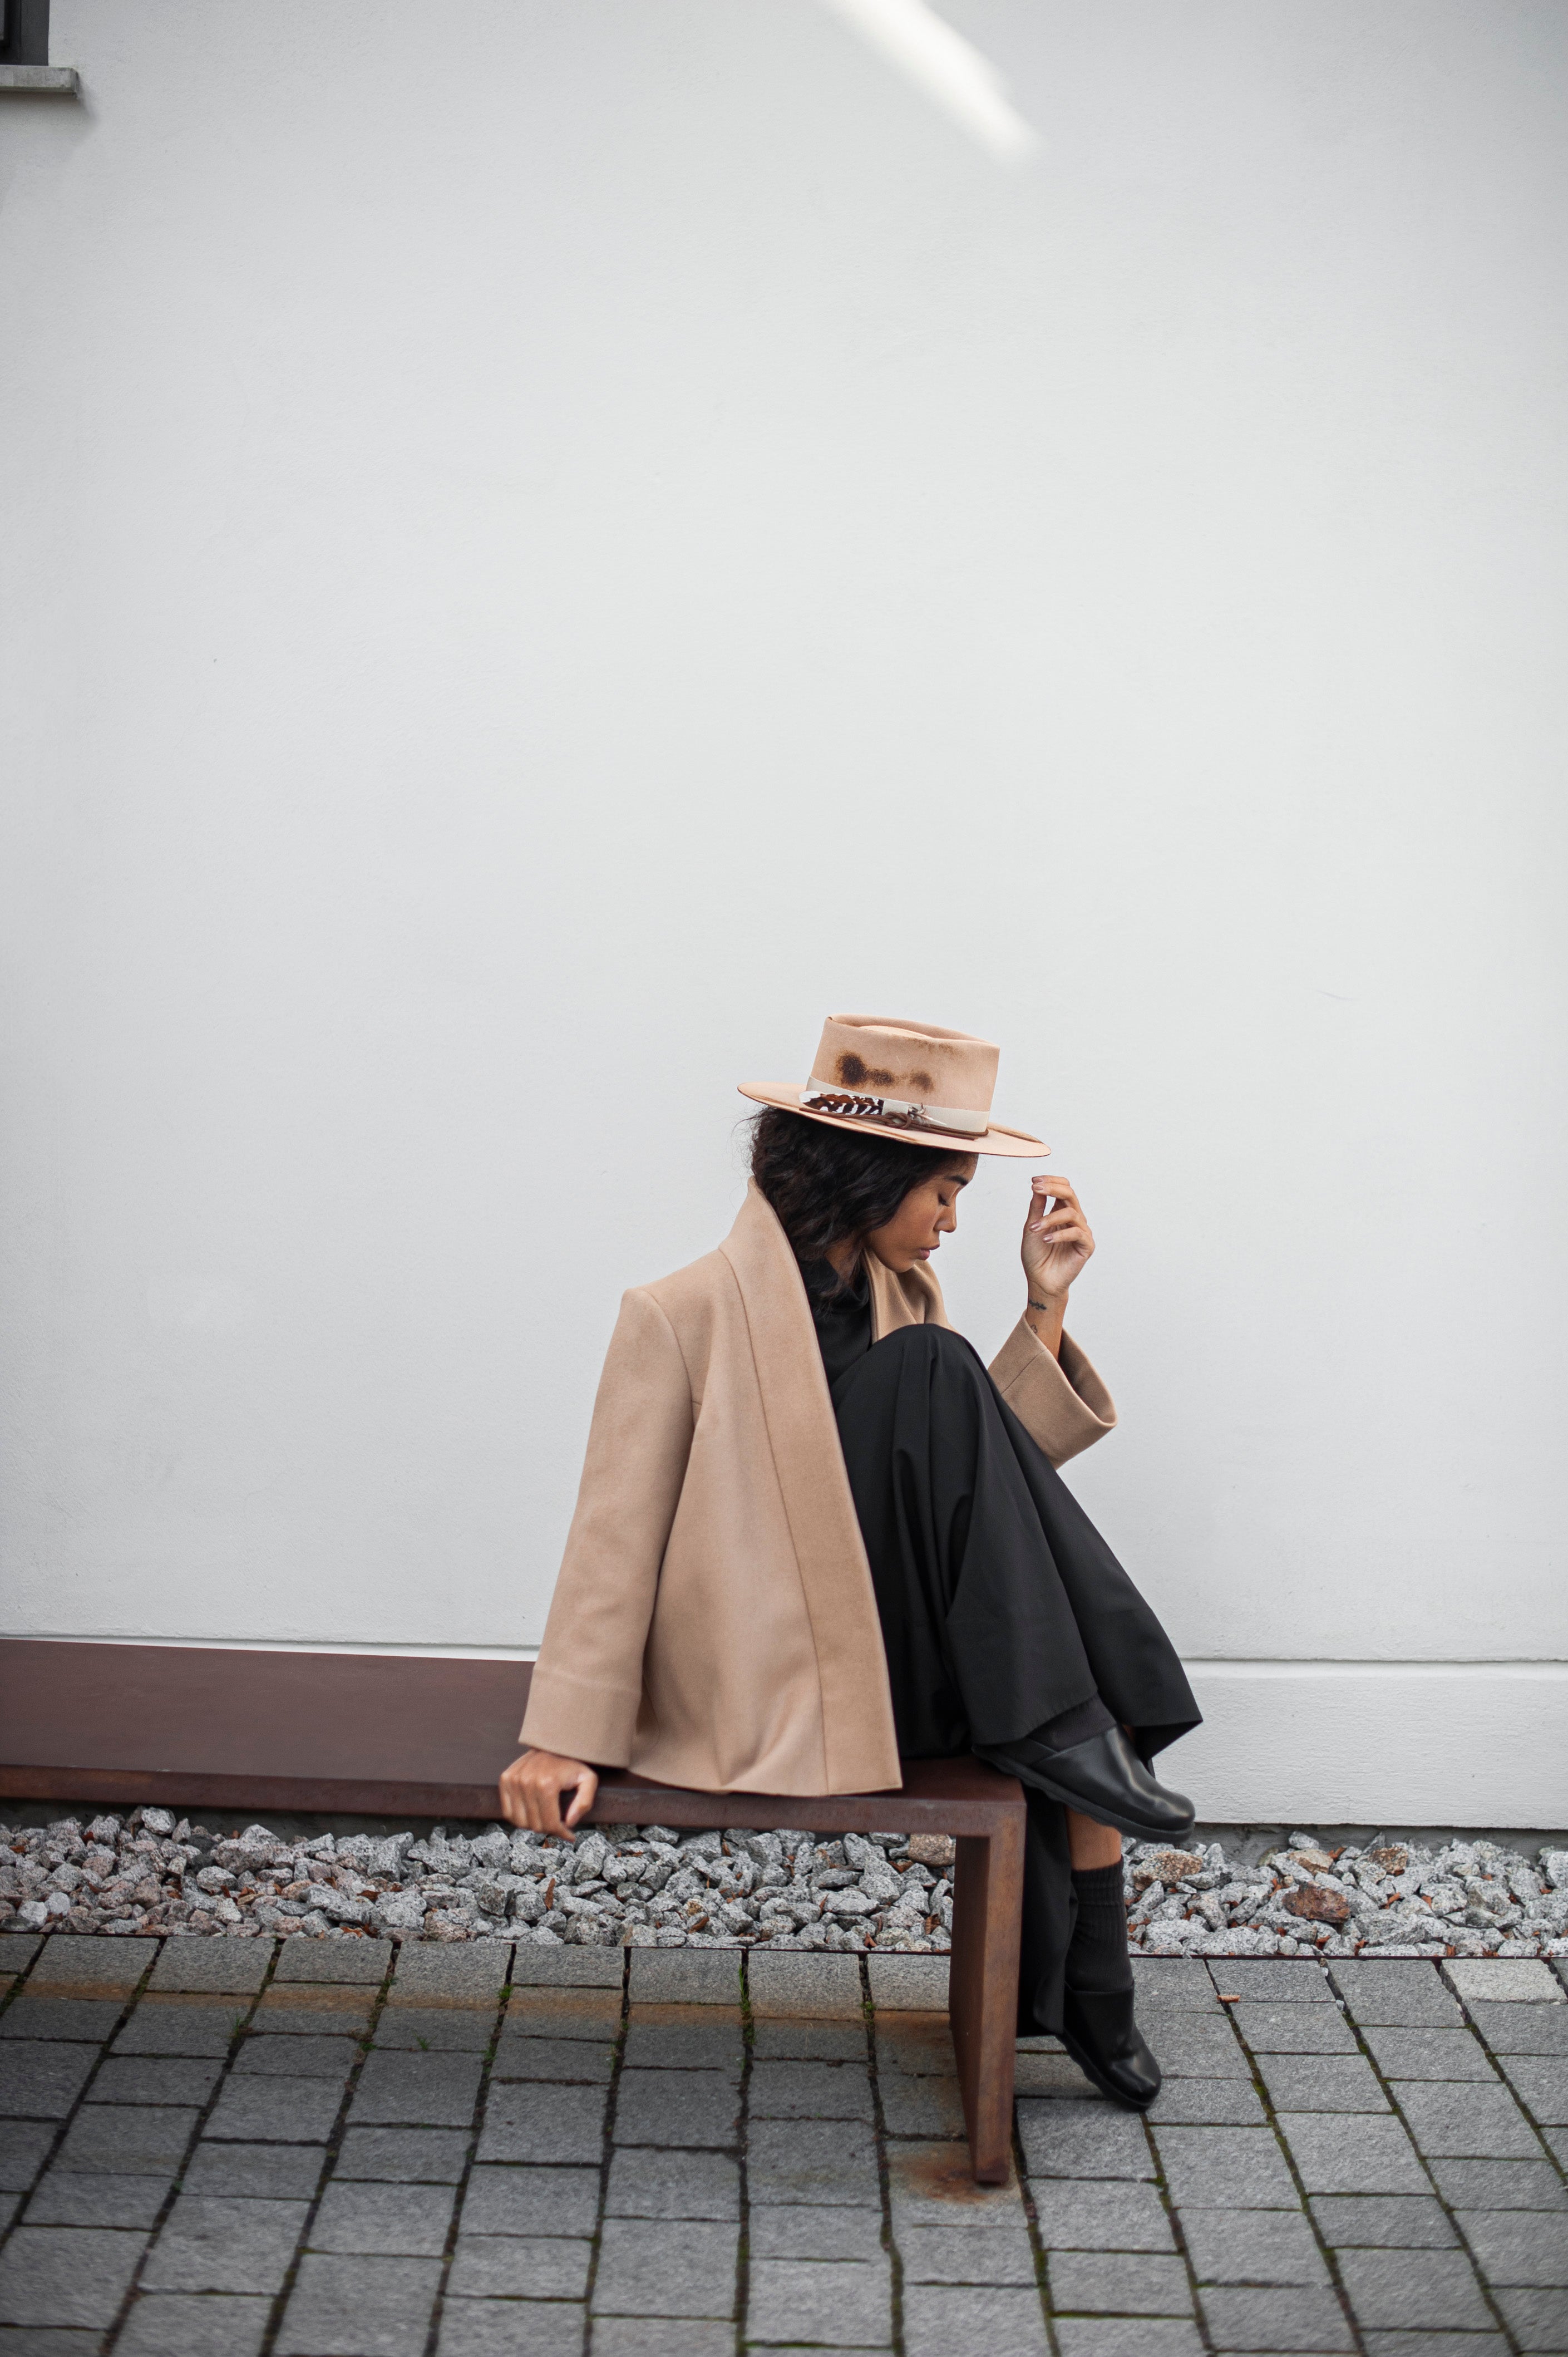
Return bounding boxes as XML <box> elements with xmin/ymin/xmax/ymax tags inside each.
<box><xmin>3</xmin><ymin>1812</ymin><xmax>1566</xmax><ymax>1956</ymax></box>
<box><xmin>0</xmin><ymin>1812</ymin><xmax>954</xmax><ymax>1950</ymax></box>
<box><xmin>1128</xmin><ymin>1832</ymin><xmax>1568</xmax><ymax>1959</ymax></box>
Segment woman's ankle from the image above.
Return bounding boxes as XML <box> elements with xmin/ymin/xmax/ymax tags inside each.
<box><xmin>1066</xmin><ymin>1809</ymin><xmax>1123</xmax><ymax>1872</ymax></box>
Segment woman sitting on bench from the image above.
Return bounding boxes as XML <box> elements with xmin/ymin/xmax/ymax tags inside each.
<box><xmin>501</xmin><ymin>1013</ymin><xmax>1200</xmax><ymax>2109</ymax></box>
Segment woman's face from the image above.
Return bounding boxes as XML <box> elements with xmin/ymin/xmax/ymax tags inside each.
<box><xmin>864</xmin><ymin>1155</ymin><xmax>977</xmax><ymax>1273</ymax></box>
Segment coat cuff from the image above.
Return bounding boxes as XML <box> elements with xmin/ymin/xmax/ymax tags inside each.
<box><xmin>519</xmin><ymin>1662</ymin><xmax>642</xmax><ymax>1769</ymax></box>
<box><xmin>988</xmin><ymin>1319</ymin><xmax>1117</xmax><ymax>1466</ymax></box>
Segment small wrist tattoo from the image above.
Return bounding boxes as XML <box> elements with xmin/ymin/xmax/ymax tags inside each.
<box><xmin>1027</xmin><ymin>1297</ymin><xmax>1058</xmax><ymax>1315</ymax></box>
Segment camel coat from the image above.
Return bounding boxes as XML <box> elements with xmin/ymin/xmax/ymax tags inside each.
<box><xmin>520</xmin><ymin>1182</ymin><xmax>1118</xmax><ymax>1796</ymax></box>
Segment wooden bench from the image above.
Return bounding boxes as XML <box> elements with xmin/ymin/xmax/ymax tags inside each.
<box><xmin>0</xmin><ymin>1640</ymin><xmax>1027</xmax><ymax>2181</ymax></box>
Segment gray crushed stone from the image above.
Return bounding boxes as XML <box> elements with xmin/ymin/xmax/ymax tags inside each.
<box><xmin>1127</xmin><ymin>1835</ymin><xmax>1568</xmax><ymax>1962</ymax></box>
<box><xmin>0</xmin><ymin>1815</ymin><xmax>953</xmax><ymax>1951</ymax></box>
<box><xmin>3</xmin><ymin>1813</ymin><xmax>1565</xmax><ymax>1956</ymax></box>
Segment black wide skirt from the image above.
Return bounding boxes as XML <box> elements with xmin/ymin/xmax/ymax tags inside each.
<box><xmin>830</xmin><ymin>1322</ymin><xmax>1200</xmax><ymax>2035</ymax></box>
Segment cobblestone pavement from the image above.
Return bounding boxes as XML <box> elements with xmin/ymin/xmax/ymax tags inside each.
<box><xmin>0</xmin><ymin>1930</ymin><xmax>1564</xmax><ymax>2356</ymax></box>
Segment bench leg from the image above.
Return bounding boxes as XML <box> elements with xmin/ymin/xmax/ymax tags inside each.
<box><xmin>948</xmin><ymin>1817</ymin><xmax>1025</xmax><ymax>2183</ymax></box>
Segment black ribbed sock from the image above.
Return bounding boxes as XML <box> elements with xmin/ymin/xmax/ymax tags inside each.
<box><xmin>1066</xmin><ymin>1860</ymin><xmax>1133</xmax><ymax>1996</ymax></box>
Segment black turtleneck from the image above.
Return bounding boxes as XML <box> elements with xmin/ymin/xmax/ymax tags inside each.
<box><xmin>798</xmin><ymin>1256</ymin><xmax>874</xmax><ymax>1391</ymax></box>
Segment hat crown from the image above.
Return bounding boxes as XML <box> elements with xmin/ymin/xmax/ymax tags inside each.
<box><xmin>810</xmin><ymin>1015</ymin><xmax>998</xmax><ymax>1119</ymax></box>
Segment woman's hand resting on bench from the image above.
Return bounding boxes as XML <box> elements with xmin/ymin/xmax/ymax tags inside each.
<box><xmin>498</xmin><ymin>1749</ymin><xmax>599</xmax><ymax>1840</ymax></box>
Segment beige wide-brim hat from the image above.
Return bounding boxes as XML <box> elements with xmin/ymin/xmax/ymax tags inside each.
<box><xmin>739</xmin><ymin>1013</ymin><xmax>1048</xmax><ymax>1159</ymax></box>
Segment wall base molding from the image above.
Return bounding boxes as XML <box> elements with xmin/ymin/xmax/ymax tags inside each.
<box><xmin>1177</xmin><ymin>1660</ymin><xmax>1568</xmax><ymax>1826</ymax></box>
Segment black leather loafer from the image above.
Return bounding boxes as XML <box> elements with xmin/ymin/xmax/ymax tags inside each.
<box><xmin>1057</xmin><ymin>1987</ymin><xmax>1162</xmax><ymax>2110</ymax></box>
<box><xmin>978</xmin><ymin>1724</ymin><xmax>1195</xmax><ymax>1843</ymax></box>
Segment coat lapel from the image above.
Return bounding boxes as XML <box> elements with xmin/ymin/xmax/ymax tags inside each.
<box><xmin>866</xmin><ymin>1253</ymin><xmax>946</xmax><ymax>1340</ymax></box>
<box><xmin>719</xmin><ymin>1185</ymin><xmax>902</xmax><ymax>1793</ymax></box>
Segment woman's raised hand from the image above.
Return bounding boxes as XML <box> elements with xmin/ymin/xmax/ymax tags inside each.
<box><xmin>498</xmin><ymin>1749</ymin><xmax>599</xmax><ymax>1840</ymax></box>
<box><xmin>1023</xmin><ymin>1173</ymin><xmax>1096</xmax><ymax>1296</ymax></box>
<box><xmin>1022</xmin><ymin>1174</ymin><xmax>1095</xmax><ymax>1354</ymax></box>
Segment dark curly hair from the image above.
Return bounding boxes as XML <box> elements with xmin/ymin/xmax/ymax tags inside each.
<box><xmin>748</xmin><ymin>1106</ymin><xmax>968</xmax><ymax>1272</ymax></box>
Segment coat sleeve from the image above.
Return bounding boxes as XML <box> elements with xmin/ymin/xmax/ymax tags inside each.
<box><xmin>987</xmin><ymin>1318</ymin><xmax>1117</xmax><ymax>1467</ymax></box>
<box><xmin>519</xmin><ymin>1286</ymin><xmax>696</xmax><ymax>1766</ymax></box>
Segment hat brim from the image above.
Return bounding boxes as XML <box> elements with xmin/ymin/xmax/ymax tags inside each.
<box><xmin>737</xmin><ymin>1084</ymin><xmax>1048</xmax><ymax>1159</ymax></box>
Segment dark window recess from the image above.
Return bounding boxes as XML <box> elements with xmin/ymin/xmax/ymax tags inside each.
<box><xmin>0</xmin><ymin>1</ymin><xmax>53</xmax><ymax>66</ymax></box>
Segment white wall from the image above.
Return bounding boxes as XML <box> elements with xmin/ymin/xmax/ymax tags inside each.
<box><xmin>3</xmin><ymin>0</ymin><xmax>1564</xmax><ymax>1820</ymax></box>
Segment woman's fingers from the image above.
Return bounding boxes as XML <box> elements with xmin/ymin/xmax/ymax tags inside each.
<box><xmin>497</xmin><ymin>1751</ymin><xmax>595</xmax><ymax>1841</ymax></box>
<box><xmin>497</xmin><ymin>1757</ymin><xmax>534</xmax><ymax>1831</ymax></box>
<box><xmin>1028</xmin><ymin>1176</ymin><xmax>1081</xmax><ymax>1227</ymax></box>
<box><xmin>536</xmin><ymin>1765</ymin><xmax>574</xmax><ymax>1840</ymax></box>
<box><xmin>1030</xmin><ymin>1214</ymin><xmax>1087</xmax><ymax>1244</ymax></box>
<box><xmin>564</xmin><ymin>1766</ymin><xmax>599</xmax><ymax>1830</ymax></box>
